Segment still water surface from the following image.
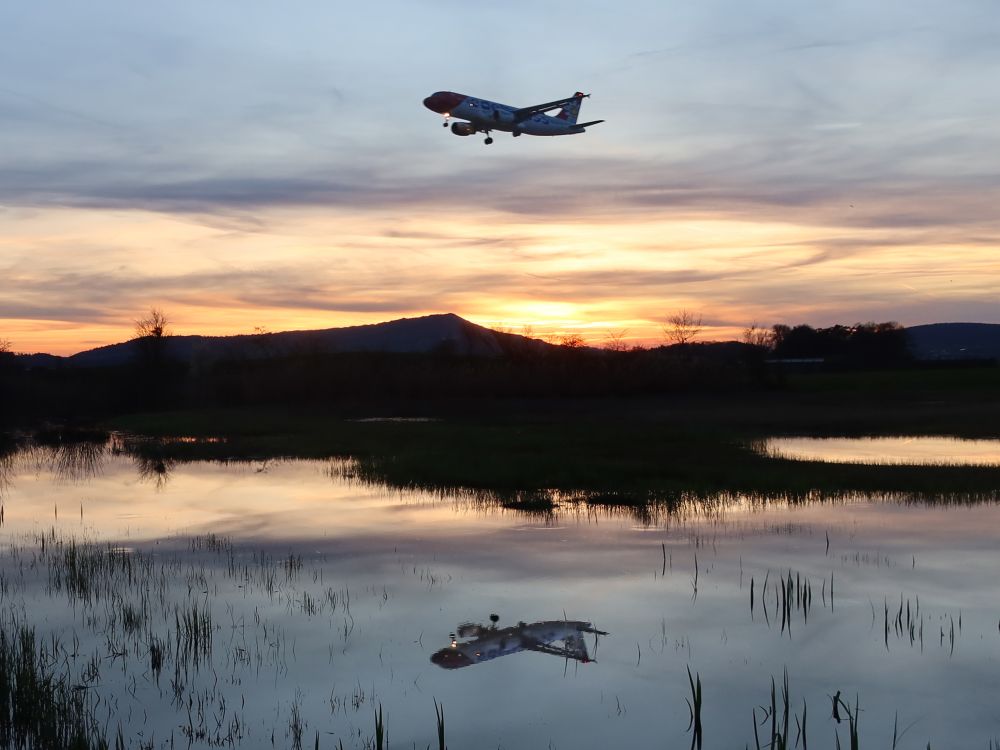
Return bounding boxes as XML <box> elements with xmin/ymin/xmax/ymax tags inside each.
<box><xmin>764</xmin><ymin>436</ymin><xmax>1000</xmax><ymax>466</ymax></box>
<box><xmin>1</xmin><ymin>443</ymin><xmax>998</xmax><ymax>748</ymax></box>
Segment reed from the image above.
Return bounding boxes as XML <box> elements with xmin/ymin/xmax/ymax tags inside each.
<box><xmin>106</xmin><ymin>402</ymin><xmax>1000</xmax><ymax>509</ymax></box>
<box><xmin>686</xmin><ymin>666</ymin><xmax>703</xmax><ymax>750</ymax></box>
<box><xmin>433</xmin><ymin>698</ymin><xmax>446</xmax><ymax>750</ymax></box>
<box><xmin>834</xmin><ymin>694</ymin><xmax>860</xmax><ymax>750</ymax></box>
<box><xmin>374</xmin><ymin>703</ymin><xmax>384</xmax><ymax>750</ymax></box>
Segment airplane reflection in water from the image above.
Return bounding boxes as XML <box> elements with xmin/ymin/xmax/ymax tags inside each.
<box><xmin>431</xmin><ymin>615</ymin><xmax>608</xmax><ymax>669</ymax></box>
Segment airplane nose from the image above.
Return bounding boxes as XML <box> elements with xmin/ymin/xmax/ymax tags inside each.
<box><xmin>423</xmin><ymin>91</ymin><xmax>465</xmax><ymax>114</ymax></box>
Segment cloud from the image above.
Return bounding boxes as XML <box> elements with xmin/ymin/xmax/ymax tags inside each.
<box><xmin>5</xmin><ymin>149</ymin><xmax>1000</xmax><ymax>239</ymax></box>
<box><xmin>3</xmin><ymin>0</ymin><xmax>1000</xmax><ymax>353</ymax></box>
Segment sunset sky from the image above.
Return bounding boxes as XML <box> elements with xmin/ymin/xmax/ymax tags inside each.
<box><xmin>2</xmin><ymin>0</ymin><xmax>999</xmax><ymax>355</ymax></box>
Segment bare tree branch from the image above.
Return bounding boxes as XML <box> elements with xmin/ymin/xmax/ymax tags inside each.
<box><xmin>663</xmin><ymin>310</ymin><xmax>703</xmax><ymax>346</ymax></box>
<box><xmin>604</xmin><ymin>328</ymin><xmax>630</xmax><ymax>352</ymax></box>
<box><xmin>134</xmin><ymin>308</ymin><xmax>170</xmax><ymax>340</ymax></box>
<box><xmin>742</xmin><ymin>322</ymin><xmax>773</xmax><ymax>349</ymax></box>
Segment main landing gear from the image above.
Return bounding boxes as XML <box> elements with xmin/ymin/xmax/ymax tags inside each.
<box><xmin>484</xmin><ymin>136</ymin><xmax>494</xmax><ymax>145</ymax></box>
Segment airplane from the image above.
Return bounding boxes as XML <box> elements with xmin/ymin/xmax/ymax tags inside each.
<box><xmin>430</xmin><ymin>616</ymin><xmax>608</xmax><ymax>669</ymax></box>
<box><xmin>423</xmin><ymin>90</ymin><xmax>604</xmax><ymax>144</ymax></box>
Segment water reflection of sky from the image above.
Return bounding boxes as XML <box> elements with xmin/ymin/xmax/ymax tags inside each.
<box><xmin>1</xmin><ymin>449</ymin><xmax>999</xmax><ymax>748</ymax></box>
<box><xmin>764</xmin><ymin>436</ymin><xmax>1000</xmax><ymax>466</ymax></box>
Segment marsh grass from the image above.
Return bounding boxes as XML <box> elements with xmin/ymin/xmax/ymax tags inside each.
<box><xmin>0</xmin><ymin>520</ymin><xmax>413</xmax><ymax>749</ymax></box>
<box><xmin>433</xmin><ymin>698</ymin><xmax>446</xmax><ymax>750</ymax></box>
<box><xmin>2</xmin><ymin>410</ymin><xmax>999</xmax><ymax>748</ymax></box>
<box><xmin>44</xmin><ymin>538</ymin><xmax>156</xmax><ymax>607</ymax></box>
<box><xmin>685</xmin><ymin>666</ymin><xmax>703</xmax><ymax>750</ymax></box>
<box><xmin>101</xmin><ymin>400</ymin><xmax>1000</xmax><ymax>510</ymax></box>
<box><xmin>750</xmin><ymin>570</ymin><xmax>819</xmax><ymax>635</ymax></box>
<box><xmin>834</xmin><ymin>694</ymin><xmax>861</xmax><ymax>750</ymax></box>
<box><xmin>374</xmin><ymin>703</ymin><xmax>384</xmax><ymax>750</ymax></box>
<box><xmin>0</xmin><ymin>520</ymin><xmax>990</xmax><ymax>749</ymax></box>
<box><xmin>753</xmin><ymin>669</ymin><xmax>797</xmax><ymax>750</ymax></box>
<box><xmin>175</xmin><ymin>602</ymin><xmax>212</xmax><ymax>665</ymax></box>
<box><xmin>0</xmin><ymin>624</ymin><xmax>108</xmax><ymax>749</ymax></box>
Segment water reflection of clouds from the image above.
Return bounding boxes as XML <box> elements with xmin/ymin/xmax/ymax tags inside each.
<box><xmin>764</xmin><ymin>436</ymin><xmax>1000</xmax><ymax>466</ymax></box>
<box><xmin>1</xmin><ymin>449</ymin><xmax>999</xmax><ymax>746</ymax></box>
<box><xmin>0</xmin><ymin>446</ymin><xmax>997</xmax><ymax>552</ymax></box>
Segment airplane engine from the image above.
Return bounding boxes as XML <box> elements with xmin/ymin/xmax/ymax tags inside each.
<box><xmin>450</xmin><ymin>122</ymin><xmax>476</xmax><ymax>136</ymax></box>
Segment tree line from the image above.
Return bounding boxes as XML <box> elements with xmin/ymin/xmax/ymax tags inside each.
<box><xmin>764</xmin><ymin>322</ymin><xmax>909</xmax><ymax>364</ymax></box>
<box><xmin>0</xmin><ymin>310</ymin><xmax>917</xmax><ymax>427</ymax></box>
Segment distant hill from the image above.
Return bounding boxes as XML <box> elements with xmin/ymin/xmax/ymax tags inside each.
<box><xmin>14</xmin><ymin>317</ymin><xmax>999</xmax><ymax>369</ymax></box>
<box><xmin>17</xmin><ymin>314</ymin><xmax>555</xmax><ymax>369</ymax></box>
<box><xmin>906</xmin><ymin>323</ymin><xmax>1000</xmax><ymax>360</ymax></box>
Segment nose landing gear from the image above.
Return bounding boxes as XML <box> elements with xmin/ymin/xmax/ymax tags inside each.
<box><xmin>484</xmin><ymin>136</ymin><xmax>494</xmax><ymax>145</ymax></box>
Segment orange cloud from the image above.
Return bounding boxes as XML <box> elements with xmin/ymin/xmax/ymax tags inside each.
<box><xmin>2</xmin><ymin>202</ymin><xmax>998</xmax><ymax>355</ymax></box>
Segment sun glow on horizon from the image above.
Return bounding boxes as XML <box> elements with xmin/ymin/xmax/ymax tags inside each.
<box><xmin>2</xmin><ymin>204</ymin><xmax>999</xmax><ymax>356</ymax></box>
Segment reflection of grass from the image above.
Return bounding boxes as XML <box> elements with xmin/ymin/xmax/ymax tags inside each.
<box><xmin>433</xmin><ymin>699</ymin><xmax>446</xmax><ymax>750</ymax></box>
<box><xmin>686</xmin><ymin>667</ymin><xmax>703</xmax><ymax>750</ymax></box>
<box><xmin>105</xmin><ymin>396</ymin><xmax>1000</xmax><ymax>509</ymax></box>
<box><xmin>0</xmin><ymin>519</ymin><xmax>987</xmax><ymax>749</ymax></box>
<box><xmin>0</xmin><ymin>625</ymin><xmax>107</xmax><ymax>749</ymax></box>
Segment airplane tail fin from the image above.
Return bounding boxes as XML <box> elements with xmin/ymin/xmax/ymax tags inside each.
<box><xmin>555</xmin><ymin>92</ymin><xmax>587</xmax><ymax>124</ymax></box>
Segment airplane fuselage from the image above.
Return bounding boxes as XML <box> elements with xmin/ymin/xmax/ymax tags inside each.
<box><xmin>452</xmin><ymin>96</ymin><xmax>579</xmax><ymax>136</ymax></box>
<box><xmin>423</xmin><ymin>91</ymin><xmax>601</xmax><ymax>140</ymax></box>
<box><xmin>430</xmin><ymin>619</ymin><xmax>605</xmax><ymax>669</ymax></box>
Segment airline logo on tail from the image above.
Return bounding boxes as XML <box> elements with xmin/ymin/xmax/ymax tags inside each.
<box><xmin>555</xmin><ymin>92</ymin><xmax>587</xmax><ymax>123</ymax></box>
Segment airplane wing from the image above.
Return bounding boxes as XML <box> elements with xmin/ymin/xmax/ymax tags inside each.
<box><xmin>513</xmin><ymin>93</ymin><xmax>588</xmax><ymax>122</ymax></box>
<box><xmin>521</xmin><ymin>636</ymin><xmax>593</xmax><ymax>662</ymax></box>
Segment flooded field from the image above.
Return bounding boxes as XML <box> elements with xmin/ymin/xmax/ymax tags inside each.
<box><xmin>0</xmin><ymin>438</ymin><xmax>998</xmax><ymax>748</ymax></box>
<box><xmin>764</xmin><ymin>436</ymin><xmax>1000</xmax><ymax>466</ymax></box>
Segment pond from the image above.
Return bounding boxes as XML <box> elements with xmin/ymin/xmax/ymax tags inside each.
<box><xmin>0</xmin><ymin>439</ymin><xmax>998</xmax><ymax>748</ymax></box>
<box><xmin>762</xmin><ymin>436</ymin><xmax>1000</xmax><ymax>466</ymax></box>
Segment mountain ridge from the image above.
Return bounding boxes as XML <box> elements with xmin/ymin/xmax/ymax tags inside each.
<box><xmin>17</xmin><ymin>313</ymin><xmax>554</xmax><ymax>368</ymax></box>
<box><xmin>905</xmin><ymin>322</ymin><xmax>1000</xmax><ymax>360</ymax></box>
<box><xmin>12</xmin><ymin>317</ymin><xmax>1000</xmax><ymax>367</ymax></box>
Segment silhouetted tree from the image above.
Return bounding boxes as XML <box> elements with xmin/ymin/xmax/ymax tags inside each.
<box><xmin>132</xmin><ymin>308</ymin><xmax>173</xmax><ymax>404</ymax></box>
<box><xmin>663</xmin><ymin>310</ymin><xmax>703</xmax><ymax>346</ymax></box>
<box><xmin>771</xmin><ymin>320</ymin><xmax>909</xmax><ymax>365</ymax></box>
<box><xmin>604</xmin><ymin>328</ymin><xmax>630</xmax><ymax>352</ymax></box>
<box><xmin>741</xmin><ymin>323</ymin><xmax>772</xmax><ymax>350</ymax></box>
<box><xmin>0</xmin><ymin>330</ymin><xmax>14</xmax><ymax>374</ymax></box>
<box><xmin>770</xmin><ymin>324</ymin><xmax>791</xmax><ymax>352</ymax></box>
<box><xmin>134</xmin><ymin>308</ymin><xmax>170</xmax><ymax>340</ymax></box>
<box><xmin>772</xmin><ymin>324</ymin><xmax>827</xmax><ymax>358</ymax></box>
<box><xmin>847</xmin><ymin>321</ymin><xmax>909</xmax><ymax>365</ymax></box>
<box><xmin>0</xmin><ymin>334</ymin><xmax>13</xmax><ymax>379</ymax></box>
<box><xmin>559</xmin><ymin>333</ymin><xmax>587</xmax><ymax>348</ymax></box>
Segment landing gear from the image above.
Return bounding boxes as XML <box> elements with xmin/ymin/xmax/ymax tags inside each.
<box><xmin>484</xmin><ymin>136</ymin><xmax>494</xmax><ymax>145</ymax></box>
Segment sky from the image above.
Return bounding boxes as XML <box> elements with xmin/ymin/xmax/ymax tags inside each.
<box><xmin>1</xmin><ymin>0</ymin><xmax>999</xmax><ymax>355</ymax></box>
